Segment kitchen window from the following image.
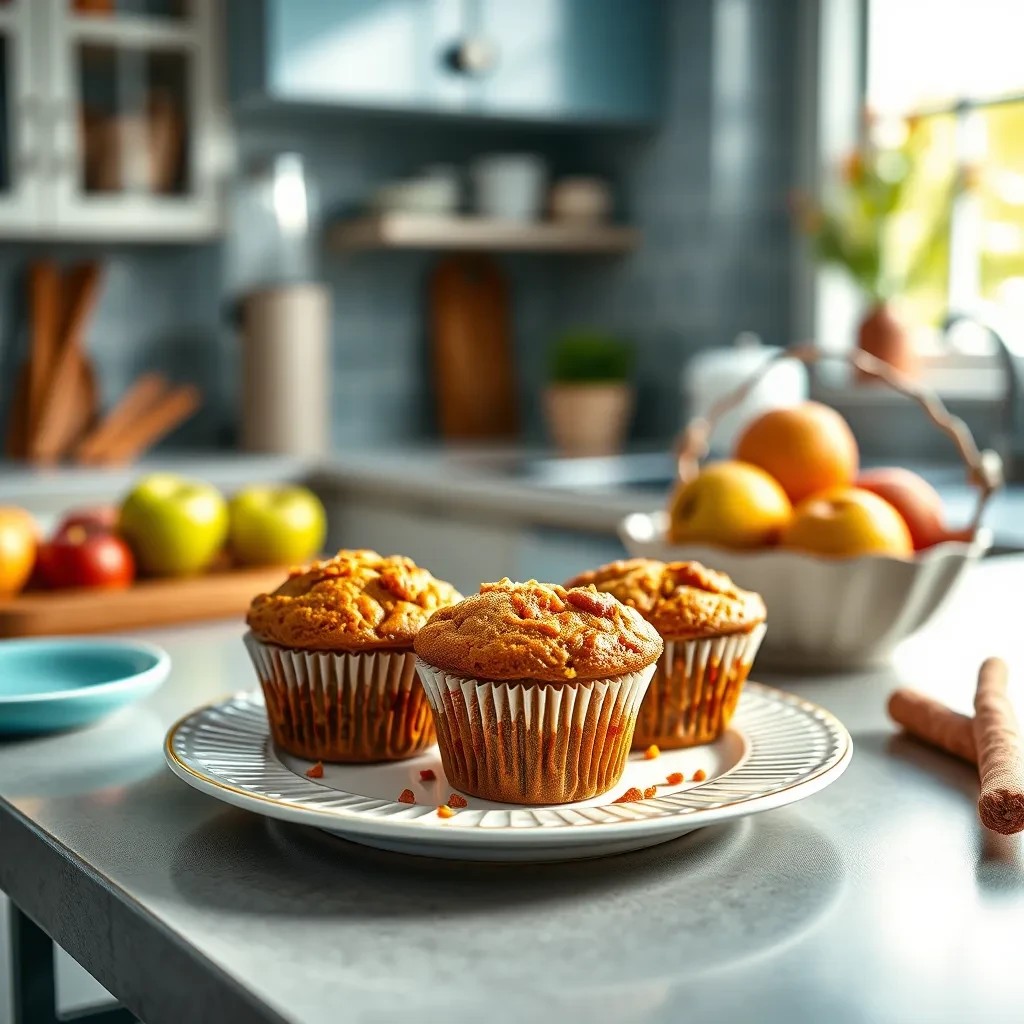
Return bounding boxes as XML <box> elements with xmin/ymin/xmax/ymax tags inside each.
<box><xmin>805</xmin><ymin>0</ymin><xmax>1024</xmax><ymax>383</ymax></box>
<box><xmin>867</xmin><ymin>0</ymin><xmax>1024</xmax><ymax>336</ymax></box>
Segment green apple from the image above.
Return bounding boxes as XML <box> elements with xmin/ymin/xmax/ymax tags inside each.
<box><xmin>228</xmin><ymin>485</ymin><xmax>326</xmax><ymax>566</ymax></box>
<box><xmin>119</xmin><ymin>474</ymin><xmax>229</xmax><ymax>577</ymax></box>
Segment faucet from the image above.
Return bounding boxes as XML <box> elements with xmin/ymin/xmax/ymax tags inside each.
<box><xmin>942</xmin><ymin>311</ymin><xmax>1024</xmax><ymax>481</ymax></box>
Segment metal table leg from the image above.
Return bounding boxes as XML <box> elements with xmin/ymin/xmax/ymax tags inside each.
<box><xmin>9</xmin><ymin>902</ymin><xmax>136</xmax><ymax>1024</ymax></box>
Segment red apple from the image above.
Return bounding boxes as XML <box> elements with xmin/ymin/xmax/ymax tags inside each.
<box><xmin>38</xmin><ymin>523</ymin><xmax>136</xmax><ymax>590</ymax></box>
<box><xmin>855</xmin><ymin>467</ymin><xmax>947</xmax><ymax>550</ymax></box>
<box><xmin>56</xmin><ymin>505</ymin><xmax>119</xmax><ymax>535</ymax></box>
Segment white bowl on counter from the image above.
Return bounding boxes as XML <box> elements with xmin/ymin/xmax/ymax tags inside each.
<box><xmin>619</xmin><ymin>510</ymin><xmax>991</xmax><ymax>672</ymax></box>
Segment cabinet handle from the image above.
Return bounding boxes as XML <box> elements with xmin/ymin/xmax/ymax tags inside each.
<box><xmin>446</xmin><ymin>38</ymin><xmax>499</xmax><ymax>75</ymax></box>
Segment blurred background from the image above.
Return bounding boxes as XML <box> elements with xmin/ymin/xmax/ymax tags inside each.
<box><xmin>2</xmin><ymin>0</ymin><xmax>1021</xmax><ymax>463</ymax></box>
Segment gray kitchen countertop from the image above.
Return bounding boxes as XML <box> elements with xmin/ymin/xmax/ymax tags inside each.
<box><xmin>2</xmin><ymin>558</ymin><xmax>1024</xmax><ymax>1023</ymax></box>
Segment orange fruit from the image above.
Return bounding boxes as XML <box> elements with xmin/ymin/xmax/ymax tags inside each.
<box><xmin>735</xmin><ymin>402</ymin><xmax>859</xmax><ymax>504</ymax></box>
<box><xmin>855</xmin><ymin>467</ymin><xmax>946</xmax><ymax>550</ymax></box>
<box><xmin>0</xmin><ymin>506</ymin><xmax>38</xmax><ymax>596</ymax></box>
<box><xmin>668</xmin><ymin>461</ymin><xmax>792</xmax><ymax>549</ymax></box>
<box><xmin>781</xmin><ymin>487</ymin><xmax>913</xmax><ymax>559</ymax></box>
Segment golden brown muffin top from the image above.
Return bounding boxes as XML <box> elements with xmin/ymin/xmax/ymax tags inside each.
<box><xmin>413</xmin><ymin>578</ymin><xmax>663</xmax><ymax>683</ymax></box>
<box><xmin>564</xmin><ymin>559</ymin><xmax>765</xmax><ymax>639</ymax></box>
<box><xmin>246</xmin><ymin>549</ymin><xmax>462</xmax><ymax>651</ymax></box>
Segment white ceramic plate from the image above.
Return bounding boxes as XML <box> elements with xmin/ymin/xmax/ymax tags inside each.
<box><xmin>165</xmin><ymin>683</ymin><xmax>852</xmax><ymax>862</ymax></box>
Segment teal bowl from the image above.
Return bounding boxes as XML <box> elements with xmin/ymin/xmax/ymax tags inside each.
<box><xmin>0</xmin><ymin>638</ymin><xmax>170</xmax><ymax>735</ymax></box>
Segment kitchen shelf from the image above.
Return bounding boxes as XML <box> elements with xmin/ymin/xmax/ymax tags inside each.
<box><xmin>328</xmin><ymin>213</ymin><xmax>641</xmax><ymax>254</ymax></box>
<box><xmin>69</xmin><ymin>13</ymin><xmax>197</xmax><ymax>50</ymax></box>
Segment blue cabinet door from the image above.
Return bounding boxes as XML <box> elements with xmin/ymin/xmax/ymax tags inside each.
<box><xmin>473</xmin><ymin>0</ymin><xmax>664</xmax><ymax>123</ymax></box>
<box><xmin>230</xmin><ymin>0</ymin><xmax>664</xmax><ymax>124</ymax></box>
<box><xmin>261</xmin><ymin>0</ymin><xmax>469</xmax><ymax>111</ymax></box>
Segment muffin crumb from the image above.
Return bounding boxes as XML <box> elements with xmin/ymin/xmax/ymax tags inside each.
<box><xmin>447</xmin><ymin>793</ymin><xmax>468</xmax><ymax>808</ymax></box>
<box><xmin>644</xmin><ymin>744</ymin><xmax>661</xmax><ymax>760</ymax></box>
<box><xmin>305</xmin><ymin>762</ymin><xmax>324</xmax><ymax>779</ymax></box>
<box><xmin>398</xmin><ymin>788</ymin><xmax>415</xmax><ymax>804</ymax></box>
<box><xmin>418</xmin><ymin>769</ymin><xmax>436</xmax><ymax>782</ymax></box>
<box><xmin>613</xmin><ymin>787</ymin><xmax>644</xmax><ymax>803</ymax></box>
<box><xmin>666</xmin><ymin>772</ymin><xmax>684</xmax><ymax>785</ymax></box>
<box><xmin>643</xmin><ymin>785</ymin><xmax>658</xmax><ymax>799</ymax></box>
<box><xmin>693</xmin><ymin>769</ymin><xmax>708</xmax><ymax>782</ymax></box>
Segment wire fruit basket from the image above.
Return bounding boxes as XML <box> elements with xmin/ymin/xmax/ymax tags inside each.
<box><xmin>619</xmin><ymin>346</ymin><xmax>1003</xmax><ymax>671</ymax></box>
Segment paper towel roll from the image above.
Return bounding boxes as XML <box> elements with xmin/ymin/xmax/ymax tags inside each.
<box><xmin>240</xmin><ymin>283</ymin><xmax>330</xmax><ymax>455</ymax></box>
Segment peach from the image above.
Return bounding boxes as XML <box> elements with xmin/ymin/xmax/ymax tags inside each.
<box><xmin>668</xmin><ymin>461</ymin><xmax>792</xmax><ymax>549</ymax></box>
<box><xmin>781</xmin><ymin>486</ymin><xmax>913</xmax><ymax>559</ymax></box>
<box><xmin>735</xmin><ymin>402</ymin><xmax>859</xmax><ymax>504</ymax></box>
<box><xmin>855</xmin><ymin>467</ymin><xmax>947</xmax><ymax>550</ymax></box>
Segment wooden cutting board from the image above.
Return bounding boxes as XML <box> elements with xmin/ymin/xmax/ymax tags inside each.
<box><xmin>430</xmin><ymin>254</ymin><xmax>519</xmax><ymax>439</ymax></box>
<box><xmin>0</xmin><ymin>566</ymin><xmax>290</xmax><ymax>638</ymax></box>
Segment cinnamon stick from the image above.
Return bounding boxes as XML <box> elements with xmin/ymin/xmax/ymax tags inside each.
<box><xmin>24</xmin><ymin>261</ymin><xmax>61</xmax><ymax>450</ymax></box>
<box><xmin>973</xmin><ymin>658</ymin><xmax>1024</xmax><ymax>835</ymax></box>
<box><xmin>93</xmin><ymin>384</ymin><xmax>200</xmax><ymax>464</ymax></box>
<box><xmin>887</xmin><ymin>689</ymin><xmax>977</xmax><ymax>763</ymax></box>
<box><xmin>30</xmin><ymin>262</ymin><xmax>103</xmax><ymax>462</ymax></box>
<box><xmin>76</xmin><ymin>373</ymin><xmax>169</xmax><ymax>463</ymax></box>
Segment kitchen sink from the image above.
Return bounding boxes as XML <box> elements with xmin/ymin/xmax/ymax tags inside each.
<box><xmin>486</xmin><ymin>451</ymin><xmax>677</xmax><ymax>492</ymax></box>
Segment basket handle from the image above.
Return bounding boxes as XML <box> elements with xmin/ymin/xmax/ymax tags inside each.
<box><xmin>675</xmin><ymin>344</ymin><xmax>1004</xmax><ymax>538</ymax></box>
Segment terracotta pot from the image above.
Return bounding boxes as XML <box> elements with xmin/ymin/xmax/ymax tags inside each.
<box><xmin>856</xmin><ymin>303</ymin><xmax>917</xmax><ymax>379</ymax></box>
<box><xmin>543</xmin><ymin>382</ymin><xmax>634</xmax><ymax>456</ymax></box>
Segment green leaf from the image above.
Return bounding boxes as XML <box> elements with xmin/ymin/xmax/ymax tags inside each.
<box><xmin>549</xmin><ymin>331</ymin><xmax>634</xmax><ymax>383</ymax></box>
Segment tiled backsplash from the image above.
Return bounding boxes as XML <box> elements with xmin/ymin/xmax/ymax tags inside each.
<box><xmin>0</xmin><ymin>0</ymin><xmax>798</xmax><ymax>452</ymax></box>
<box><xmin>551</xmin><ymin>0</ymin><xmax>799</xmax><ymax>440</ymax></box>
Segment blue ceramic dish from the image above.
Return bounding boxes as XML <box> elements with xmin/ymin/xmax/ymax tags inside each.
<box><xmin>0</xmin><ymin>638</ymin><xmax>170</xmax><ymax>735</ymax></box>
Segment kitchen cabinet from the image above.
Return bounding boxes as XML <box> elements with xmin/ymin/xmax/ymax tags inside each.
<box><xmin>472</xmin><ymin>0</ymin><xmax>663</xmax><ymax>123</ymax></box>
<box><xmin>0</xmin><ymin>0</ymin><xmax>227</xmax><ymax>241</ymax></box>
<box><xmin>232</xmin><ymin>0</ymin><xmax>469</xmax><ymax>114</ymax></box>
<box><xmin>229</xmin><ymin>0</ymin><xmax>664</xmax><ymax>125</ymax></box>
<box><xmin>0</xmin><ymin>0</ymin><xmax>42</xmax><ymax>232</ymax></box>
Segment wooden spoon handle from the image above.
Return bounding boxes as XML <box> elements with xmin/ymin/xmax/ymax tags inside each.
<box><xmin>24</xmin><ymin>261</ymin><xmax>61</xmax><ymax>450</ymax></box>
<box><xmin>29</xmin><ymin>262</ymin><xmax>104</xmax><ymax>462</ymax></box>
<box><xmin>76</xmin><ymin>373</ymin><xmax>170</xmax><ymax>464</ymax></box>
<box><xmin>92</xmin><ymin>385</ymin><xmax>201</xmax><ymax>465</ymax></box>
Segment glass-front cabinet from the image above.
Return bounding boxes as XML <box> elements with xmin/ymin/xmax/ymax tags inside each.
<box><xmin>0</xmin><ymin>0</ymin><xmax>44</xmax><ymax>231</ymax></box>
<box><xmin>0</xmin><ymin>0</ymin><xmax>226</xmax><ymax>239</ymax></box>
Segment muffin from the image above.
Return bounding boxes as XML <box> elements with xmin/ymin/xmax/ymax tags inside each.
<box><xmin>565</xmin><ymin>559</ymin><xmax>766</xmax><ymax>749</ymax></box>
<box><xmin>414</xmin><ymin>579</ymin><xmax>663</xmax><ymax>805</ymax></box>
<box><xmin>245</xmin><ymin>549</ymin><xmax>461</xmax><ymax>763</ymax></box>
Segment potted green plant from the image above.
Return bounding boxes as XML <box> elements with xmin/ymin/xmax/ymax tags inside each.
<box><xmin>544</xmin><ymin>330</ymin><xmax>635</xmax><ymax>456</ymax></box>
<box><xmin>792</xmin><ymin>113</ymin><xmax>962</xmax><ymax>377</ymax></box>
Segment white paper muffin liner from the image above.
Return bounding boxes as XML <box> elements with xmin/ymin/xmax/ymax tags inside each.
<box><xmin>243</xmin><ymin>632</ymin><xmax>435</xmax><ymax>762</ymax></box>
<box><xmin>633</xmin><ymin>623</ymin><xmax>767</xmax><ymax>749</ymax></box>
<box><xmin>415</xmin><ymin>658</ymin><xmax>656</xmax><ymax>804</ymax></box>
